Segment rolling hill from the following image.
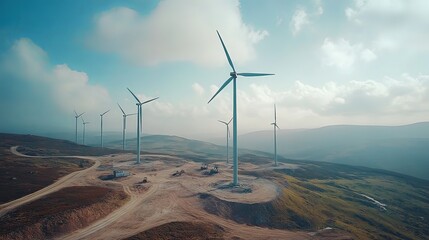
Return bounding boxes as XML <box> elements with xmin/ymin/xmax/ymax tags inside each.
<box><xmin>226</xmin><ymin>122</ymin><xmax>429</xmax><ymax>180</ymax></box>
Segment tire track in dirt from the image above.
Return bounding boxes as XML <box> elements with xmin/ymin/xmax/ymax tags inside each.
<box><xmin>0</xmin><ymin>146</ymin><xmax>100</xmax><ymax>217</ymax></box>
<box><xmin>60</xmin><ymin>184</ymin><xmax>159</xmax><ymax>240</ymax></box>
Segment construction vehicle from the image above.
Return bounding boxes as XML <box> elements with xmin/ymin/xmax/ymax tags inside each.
<box><xmin>200</xmin><ymin>163</ymin><xmax>208</xmax><ymax>170</ymax></box>
<box><xmin>172</xmin><ymin>169</ymin><xmax>185</xmax><ymax>177</ymax></box>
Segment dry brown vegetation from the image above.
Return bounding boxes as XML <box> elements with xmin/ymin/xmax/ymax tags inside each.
<box><xmin>0</xmin><ymin>148</ymin><xmax>91</xmax><ymax>204</ymax></box>
<box><xmin>125</xmin><ymin>221</ymin><xmax>225</xmax><ymax>240</ymax></box>
<box><xmin>0</xmin><ymin>133</ymin><xmax>129</xmax><ymax>204</ymax></box>
<box><xmin>0</xmin><ymin>133</ymin><xmax>126</xmax><ymax>156</ymax></box>
<box><xmin>0</xmin><ymin>186</ymin><xmax>129</xmax><ymax>240</ymax></box>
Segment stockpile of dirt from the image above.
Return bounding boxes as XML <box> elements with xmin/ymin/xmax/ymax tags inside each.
<box><xmin>125</xmin><ymin>221</ymin><xmax>225</xmax><ymax>240</ymax></box>
<box><xmin>0</xmin><ymin>186</ymin><xmax>129</xmax><ymax>240</ymax></box>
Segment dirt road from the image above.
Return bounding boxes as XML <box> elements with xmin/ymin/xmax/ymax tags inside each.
<box><xmin>0</xmin><ymin>146</ymin><xmax>100</xmax><ymax>217</ymax></box>
<box><xmin>3</xmin><ymin>146</ymin><xmax>321</xmax><ymax>239</ymax></box>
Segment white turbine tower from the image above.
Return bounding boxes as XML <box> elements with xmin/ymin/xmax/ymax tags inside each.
<box><xmin>271</xmin><ymin>104</ymin><xmax>280</xmax><ymax>166</ymax></box>
<box><xmin>127</xmin><ymin>88</ymin><xmax>159</xmax><ymax>164</ymax></box>
<box><xmin>118</xmin><ymin>103</ymin><xmax>136</xmax><ymax>150</ymax></box>
<box><xmin>81</xmin><ymin>116</ymin><xmax>90</xmax><ymax>145</ymax></box>
<box><xmin>219</xmin><ymin>118</ymin><xmax>232</xmax><ymax>164</ymax></box>
<box><xmin>100</xmin><ymin>109</ymin><xmax>110</xmax><ymax>148</ymax></box>
<box><xmin>74</xmin><ymin>110</ymin><xmax>84</xmax><ymax>143</ymax></box>
<box><xmin>208</xmin><ymin>30</ymin><xmax>274</xmax><ymax>186</ymax></box>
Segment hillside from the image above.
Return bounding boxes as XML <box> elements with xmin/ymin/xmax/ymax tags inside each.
<box><xmin>232</xmin><ymin>122</ymin><xmax>429</xmax><ymax>180</ymax></box>
<box><xmin>106</xmin><ymin>134</ymin><xmax>273</xmax><ymax>162</ymax></box>
<box><xmin>1</xmin><ymin>133</ymin><xmax>428</xmax><ymax>239</ymax></box>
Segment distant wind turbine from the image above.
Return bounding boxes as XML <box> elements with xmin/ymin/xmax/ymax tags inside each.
<box><xmin>81</xmin><ymin>116</ymin><xmax>90</xmax><ymax>145</ymax></box>
<box><xmin>118</xmin><ymin>103</ymin><xmax>136</xmax><ymax>150</ymax></box>
<box><xmin>100</xmin><ymin>109</ymin><xmax>110</xmax><ymax>148</ymax></box>
<box><xmin>219</xmin><ymin>118</ymin><xmax>232</xmax><ymax>164</ymax></box>
<box><xmin>74</xmin><ymin>110</ymin><xmax>84</xmax><ymax>143</ymax></box>
<box><xmin>127</xmin><ymin>88</ymin><xmax>159</xmax><ymax>164</ymax></box>
<box><xmin>271</xmin><ymin>104</ymin><xmax>280</xmax><ymax>166</ymax></box>
<box><xmin>208</xmin><ymin>30</ymin><xmax>274</xmax><ymax>186</ymax></box>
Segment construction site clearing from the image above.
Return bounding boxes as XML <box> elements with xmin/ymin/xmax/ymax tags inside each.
<box><xmin>1</xmin><ymin>147</ymin><xmax>350</xmax><ymax>240</ymax></box>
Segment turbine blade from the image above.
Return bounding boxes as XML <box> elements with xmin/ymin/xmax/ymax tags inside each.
<box><xmin>208</xmin><ymin>76</ymin><xmax>233</xmax><ymax>104</ymax></box>
<box><xmin>274</xmin><ymin>104</ymin><xmax>277</xmax><ymax>122</ymax></box>
<box><xmin>127</xmin><ymin>88</ymin><xmax>141</xmax><ymax>104</ymax></box>
<box><xmin>237</xmin><ymin>73</ymin><xmax>274</xmax><ymax>77</ymax></box>
<box><xmin>127</xmin><ymin>113</ymin><xmax>137</xmax><ymax>116</ymax></box>
<box><xmin>218</xmin><ymin>120</ymin><xmax>228</xmax><ymax>125</ymax></box>
<box><xmin>102</xmin><ymin>109</ymin><xmax>110</xmax><ymax>116</ymax></box>
<box><xmin>81</xmin><ymin>116</ymin><xmax>85</xmax><ymax>123</ymax></box>
<box><xmin>77</xmin><ymin>112</ymin><xmax>85</xmax><ymax>118</ymax></box>
<box><xmin>142</xmin><ymin>97</ymin><xmax>159</xmax><ymax>105</ymax></box>
<box><xmin>74</xmin><ymin>110</ymin><xmax>78</xmax><ymax>117</ymax></box>
<box><xmin>228</xmin><ymin>117</ymin><xmax>233</xmax><ymax>124</ymax></box>
<box><xmin>117</xmin><ymin>103</ymin><xmax>126</xmax><ymax>115</ymax></box>
<box><xmin>216</xmin><ymin>30</ymin><xmax>236</xmax><ymax>72</ymax></box>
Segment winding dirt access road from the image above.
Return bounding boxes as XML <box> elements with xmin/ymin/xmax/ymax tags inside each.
<box><xmin>3</xmin><ymin>146</ymin><xmax>334</xmax><ymax>240</ymax></box>
<box><xmin>0</xmin><ymin>146</ymin><xmax>100</xmax><ymax>217</ymax></box>
<box><xmin>60</xmin><ymin>184</ymin><xmax>159</xmax><ymax>240</ymax></box>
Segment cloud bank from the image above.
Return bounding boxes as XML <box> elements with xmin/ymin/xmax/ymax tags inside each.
<box><xmin>89</xmin><ymin>0</ymin><xmax>268</xmax><ymax>67</ymax></box>
<box><xmin>1</xmin><ymin>38</ymin><xmax>111</xmax><ymax>114</ymax></box>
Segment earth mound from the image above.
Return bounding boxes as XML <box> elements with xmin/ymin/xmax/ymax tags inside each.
<box><xmin>0</xmin><ymin>186</ymin><xmax>129</xmax><ymax>240</ymax></box>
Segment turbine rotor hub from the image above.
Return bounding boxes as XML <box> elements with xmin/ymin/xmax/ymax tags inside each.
<box><xmin>230</xmin><ymin>72</ymin><xmax>237</xmax><ymax>78</ymax></box>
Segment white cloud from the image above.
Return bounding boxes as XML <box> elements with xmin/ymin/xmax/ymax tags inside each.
<box><xmin>290</xmin><ymin>8</ymin><xmax>309</xmax><ymax>36</ymax></box>
<box><xmin>345</xmin><ymin>0</ymin><xmax>429</xmax><ymax>52</ymax></box>
<box><xmin>321</xmin><ymin>38</ymin><xmax>376</xmax><ymax>70</ymax></box>
<box><xmin>192</xmin><ymin>83</ymin><xmax>205</xmax><ymax>96</ymax></box>
<box><xmin>89</xmin><ymin>0</ymin><xmax>269</xmax><ymax>67</ymax></box>
<box><xmin>114</xmin><ymin>74</ymin><xmax>429</xmax><ymax>136</ymax></box>
<box><xmin>360</xmin><ymin>49</ymin><xmax>377</xmax><ymax>62</ymax></box>
<box><xmin>2</xmin><ymin>38</ymin><xmax>111</xmax><ymax>113</ymax></box>
<box><xmin>247</xmin><ymin>74</ymin><xmax>429</xmax><ymax>117</ymax></box>
<box><xmin>314</xmin><ymin>0</ymin><xmax>324</xmax><ymax>15</ymax></box>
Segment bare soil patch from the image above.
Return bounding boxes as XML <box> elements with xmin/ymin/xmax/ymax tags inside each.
<box><xmin>125</xmin><ymin>221</ymin><xmax>225</xmax><ymax>240</ymax></box>
<box><xmin>0</xmin><ymin>148</ymin><xmax>92</xmax><ymax>204</ymax></box>
<box><xmin>0</xmin><ymin>186</ymin><xmax>129</xmax><ymax>240</ymax></box>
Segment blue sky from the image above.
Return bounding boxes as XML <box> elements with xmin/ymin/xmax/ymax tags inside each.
<box><xmin>1</xmin><ymin>0</ymin><xmax>428</xmax><ymax>139</ymax></box>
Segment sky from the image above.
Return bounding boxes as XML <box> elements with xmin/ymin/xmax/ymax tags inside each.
<box><xmin>0</xmin><ymin>0</ymin><xmax>428</xmax><ymax>140</ymax></box>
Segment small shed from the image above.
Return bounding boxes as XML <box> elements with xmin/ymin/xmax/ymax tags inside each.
<box><xmin>113</xmin><ymin>170</ymin><xmax>130</xmax><ymax>178</ymax></box>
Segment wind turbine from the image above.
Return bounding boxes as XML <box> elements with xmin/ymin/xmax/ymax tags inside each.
<box><xmin>100</xmin><ymin>109</ymin><xmax>110</xmax><ymax>148</ymax></box>
<box><xmin>219</xmin><ymin>117</ymin><xmax>232</xmax><ymax>164</ymax></box>
<box><xmin>81</xmin><ymin>116</ymin><xmax>90</xmax><ymax>145</ymax></box>
<box><xmin>127</xmin><ymin>88</ymin><xmax>159</xmax><ymax>164</ymax></box>
<box><xmin>118</xmin><ymin>103</ymin><xmax>136</xmax><ymax>150</ymax></box>
<box><xmin>208</xmin><ymin>30</ymin><xmax>274</xmax><ymax>186</ymax></box>
<box><xmin>271</xmin><ymin>104</ymin><xmax>280</xmax><ymax>166</ymax></box>
<box><xmin>74</xmin><ymin>110</ymin><xmax>84</xmax><ymax>143</ymax></box>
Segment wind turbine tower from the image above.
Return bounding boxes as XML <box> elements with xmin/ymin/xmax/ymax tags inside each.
<box><xmin>208</xmin><ymin>30</ymin><xmax>274</xmax><ymax>186</ymax></box>
<box><xmin>127</xmin><ymin>88</ymin><xmax>159</xmax><ymax>164</ymax></box>
<box><xmin>100</xmin><ymin>109</ymin><xmax>110</xmax><ymax>148</ymax></box>
<box><xmin>74</xmin><ymin>110</ymin><xmax>84</xmax><ymax>143</ymax></box>
<box><xmin>81</xmin><ymin>116</ymin><xmax>90</xmax><ymax>145</ymax></box>
<box><xmin>118</xmin><ymin>103</ymin><xmax>136</xmax><ymax>150</ymax></box>
<box><xmin>271</xmin><ymin>104</ymin><xmax>280</xmax><ymax>166</ymax></box>
<box><xmin>219</xmin><ymin>118</ymin><xmax>232</xmax><ymax>164</ymax></box>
